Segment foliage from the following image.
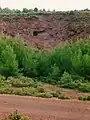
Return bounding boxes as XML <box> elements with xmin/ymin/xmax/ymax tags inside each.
<box><xmin>0</xmin><ymin>45</ymin><xmax>18</xmax><ymax>78</ymax></box>
<box><xmin>0</xmin><ymin>110</ymin><xmax>30</xmax><ymax>120</ymax></box>
<box><xmin>58</xmin><ymin>95</ymin><xmax>70</xmax><ymax>100</ymax></box>
<box><xmin>78</xmin><ymin>95</ymin><xmax>90</xmax><ymax>101</ymax></box>
<box><xmin>34</xmin><ymin>8</ymin><xmax>38</xmax><ymax>12</ymax></box>
<box><xmin>0</xmin><ymin>75</ymin><xmax>6</xmax><ymax>87</ymax></box>
<box><xmin>1</xmin><ymin>35</ymin><xmax>90</xmax><ymax>91</ymax></box>
<box><xmin>59</xmin><ymin>72</ymin><xmax>73</xmax><ymax>86</ymax></box>
<box><xmin>0</xmin><ymin>76</ymin><xmax>72</xmax><ymax>99</ymax></box>
<box><xmin>78</xmin><ymin>82</ymin><xmax>90</xmax><ymax>92</ymax></box>
<box><xmin>36</xmin><ymin>92</ymin><xmax>53</xmax><ymax>98</ymax></box>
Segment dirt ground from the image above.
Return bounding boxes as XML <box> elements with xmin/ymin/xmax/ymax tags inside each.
<box><xmin>0</xmin><ymin>95</ymin><xmax>90</xmax><ymax>120</ymax></box>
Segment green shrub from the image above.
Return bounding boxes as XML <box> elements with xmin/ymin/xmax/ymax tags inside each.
<box><xmin>78</xmin><ymin>96</ymin><xmax>84</xmax><ymax>100</ymax></box>
<box><xmin>59</xmin><ymin>72</ymin><xmax>77</xmax><ymax>89</ymax></box>
<box><xmin>58</xmin><ymin>95</ymin><xmax>70</xmax><ymax>100</ymax></box>
<box><xmin>36</xmin><ymin>86</ymin><xmax>45</xmax><ymax>93</ymax></box>
<box><xmin>1</xmin><ymin>110</ymin><xmax>30</xmax><ymax>120</ymax></box>
<box><xmin>59</xmin><ymin>72</ymin><xmax>73</xmax><ymax>85</ymax></box>
<box><xmin>8</xmin><ymin>76</ymin><xmax>37</xmax><ymax>88</ymax></box>
<box><xmin>78</xmin><ymin>95</ymin><xmax>90</xmax><ymax>101</ymax></box>
<box><xmin>51</xmin><ymin>92</ymin><xmax>60</xmax><ymax>97</ymax></box>
<box><xmin>10</xmin><ymin>80</ymin><xmax>32</xmax><ymax>87</ymax></box>
<box><xmin>22</xmin><ymin>87</ymin><xmax>38</xmax><ymax>95</ymax></box>
<box><xmin>0</xmin><ymin>87</ymin><xmax>39</xmax><ymax>96</ymax></box>
<box><xmin>58</xmin><ymin>72</ymin><xmax>89</xmax><ymax>91</ymax></box>
<box><xmin>36</xmin><ymin>92</ymin><xmax>53</xmax><ymax>98</ymax></box>
<box><xmin>12</xmin><ymin>87</ymin><xmax>39</xmax><ymax>96</ymax></box>
<box><xmin>0</xmin><ymin>75</ymin><xmax>6</xmax><ymax>87</ymax></box>
<box><xmin>48</xmin><ymin>64</ymin><xmax>60</xmax><ymax>82</ymax></box>
<box><xmin>78</xmin><ymin>83</ymin><xmax>90</xmax><ymax>92</ymax></box>
<box><xmin>0</xmin><ymin>88</ymin><xmax>14</xmax><ymax>94</ymax></box>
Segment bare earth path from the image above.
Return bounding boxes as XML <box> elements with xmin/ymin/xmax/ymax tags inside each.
<box><xmin>0</xmin><ymin>95</ymin><xmax>90</xmax><ymax>120</ymax></box>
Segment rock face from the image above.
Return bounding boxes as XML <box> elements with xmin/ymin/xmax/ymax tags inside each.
<box><xmin>0</xmin><ymin>12</ymin><xmax>90</xmax><ymax>48</ymax></box>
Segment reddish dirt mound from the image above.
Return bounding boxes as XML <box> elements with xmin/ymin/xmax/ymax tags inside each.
<box><xmin>0</xmin><ymin>94</ymin><xmax>90</xmax><ymax>120</ymax></box>
<box><xmin>0</xmin><ymin>12</ymin><xmax>90</xmax><ymax>48</ymax></box>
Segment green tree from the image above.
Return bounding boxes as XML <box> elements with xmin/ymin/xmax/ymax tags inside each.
<box><xmin>43</xmin><ymin>9</ymin><xmax>45</xmax><ymax>12</ymax></box>
<box><xmin>2</xmin><ymin>7</ymin><xmax>12</xmax><ymax>13</ymax></box>
<box><xmin>15</xmin><ymin>9</ymin><xmax>21</xmax><ymax>14</ymax></box>
<box><xmin>53</xmin><ymin>9</ymin><xmax>55</xmax><ymax>12</ymax></box>
<box><xmin>9</xmin><ymin>38</ymin><xmax>26</xmax><ymax>71</ymax></box>
<box><xmin>22</xmin><ymin>47</ymin><xmax>39</xmax><ymax>77</ymax></box>
<box><xmin>34</xmin><ymin>7</ymin><xmax>38</xmax><ymax>12</ymax></box>
<box><xmin>23</xmin><ymin>8</ymin><xmax>29</xmax><ymax>13</ymax></box>
<box><xmin>82</xmin><ymin>54</ymin><xmax>90</xmax><ymax>78</ymax></box>
<box><xmin>0</xmin><ymin>45</ymin><xmax>18</xmax><ymax>78</ymax></box>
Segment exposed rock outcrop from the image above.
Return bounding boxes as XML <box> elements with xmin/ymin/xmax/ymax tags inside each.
<box><xmin>0</xmin><ymin>12</ymin><xmax>90</xmax><ymax>48</ymax></box>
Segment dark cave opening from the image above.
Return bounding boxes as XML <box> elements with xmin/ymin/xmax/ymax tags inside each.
<box><xmin>33</xmin><ymin>31</ymin><xmax>38</xmax><ymax>36</ymax></box>
<box><xmin>33</xmin><ymin>30</ymin><xmax>45</xmax><ymax>36</ymax></box>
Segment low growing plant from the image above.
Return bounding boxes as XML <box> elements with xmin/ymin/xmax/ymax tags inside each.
<box><xmin>0</xmin><ymin>110</ymin><xmax>30</xmax><ymax>120</ymax></box>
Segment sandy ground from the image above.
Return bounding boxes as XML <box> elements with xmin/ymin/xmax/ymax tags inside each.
<box><xmin>0</xmin><ymin>94</ymin><xmax>90</xmax><ymax>120</ymax></box>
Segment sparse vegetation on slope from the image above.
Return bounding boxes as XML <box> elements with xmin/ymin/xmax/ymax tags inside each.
<box><xmin>0</xmin><ymin>8</ymin><xmax>90</xmax><ymax>49</ymax></box>
<box><xmin>0</xmin><ymin>75</ymin><xmax>69</xmax><ymax>99</ymax></box>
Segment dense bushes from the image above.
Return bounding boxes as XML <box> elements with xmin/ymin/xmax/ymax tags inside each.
<box><xmin>1</xmin><ymin>35</ymin><xmax>90</xmax><ymax>91</ymax></box>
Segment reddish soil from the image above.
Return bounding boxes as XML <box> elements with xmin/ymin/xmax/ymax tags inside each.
<box><xmin>0</xmin><ymin>12</ymin><xmax>90</xmax><ymax>49</ymax></box>
<box><xmin>0</xmin><ymin>94</ymin><xmax>90</xmax><ymax>120</ymax></box>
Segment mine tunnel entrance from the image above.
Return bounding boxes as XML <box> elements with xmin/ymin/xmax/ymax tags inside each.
<box><xmin>33</xmin><ymin>30</ymin><xmax>45</xmax><ymax>36</ymax></box>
